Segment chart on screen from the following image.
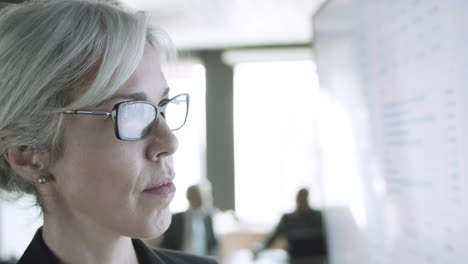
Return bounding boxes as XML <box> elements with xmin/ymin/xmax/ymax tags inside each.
<box><xmin>313</xmin><ymin>0</ymin><xmax>468</xmax><ymax>263</ymax></box>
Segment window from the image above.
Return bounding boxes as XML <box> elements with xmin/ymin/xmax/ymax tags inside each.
<box><xmin>234</xmin><ymin>59</ymin><xmax>321</xmax><ymax>229</ymax></box>
<box><xmin>0</xmin><ymin>197</ymin><xmax>42</xmax><ymax>259</ymax></box>
<box><xmin>164</xmin><ymin>61</ymin><xmax>207</xmax><ymax>212</ymax></box>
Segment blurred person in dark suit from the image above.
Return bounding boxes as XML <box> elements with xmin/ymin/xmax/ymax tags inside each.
<box><xmin>161</xmin><ymin>184</ymin><xmax>219</xmax><ymax>257</ymax></box>
<box><xmin>0</xmin><ymin>257</ymin><xmax>17</xmax><ymax>264</ymax></box>
<box><xmin>252</xmin><ymin>188</ymin><xmax>327</xmax><ymax>264</ymax></box>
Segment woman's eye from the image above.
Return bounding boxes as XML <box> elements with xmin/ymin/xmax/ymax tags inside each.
<box><xmin>158</xmin><ymin>98</ymin><xmax>170</xmax><ymax>107</ymax></box>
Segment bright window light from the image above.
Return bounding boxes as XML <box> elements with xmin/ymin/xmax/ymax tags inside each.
<box><xmin>0</xmin><ymin>197</ymin><xmax>42</xmax><ymax>259</ymax></box>
<box><xmin>233</xmin><ymin>60</ymin><xmax>321</xmax><ymax>230</ymax></box>
<box><xmin>164</xmin><ymin>62</ymin><xmax>207</xmax><ymax>213</ymax></box>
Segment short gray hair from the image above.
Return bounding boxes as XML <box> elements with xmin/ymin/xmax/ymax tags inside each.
<box><xmin>0</xmin><ymin>0</ymin><xmax>174</xmax><ymax>206</ymax></box>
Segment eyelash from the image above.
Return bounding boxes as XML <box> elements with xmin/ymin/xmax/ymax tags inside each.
<box><xmin>159</xmin><ymin>98</ymin><xmax>170</xmax><ymax>107</ymax></box>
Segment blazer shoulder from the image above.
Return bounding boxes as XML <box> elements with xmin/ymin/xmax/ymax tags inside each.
<box><xmin>152</xmin><ymin>248</ymin><xmax>218</xmax><ymax>264</ymax></box>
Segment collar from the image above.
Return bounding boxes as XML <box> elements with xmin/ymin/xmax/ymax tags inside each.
<box><xmin>17</xmin><ymin>228</ymin><xmax>60</xmax><ymax>264</ymax></box>
<box><xmin>17</xmin><ymin>228</ymin><xmax>164</xmax><ymax>264</ymax></box>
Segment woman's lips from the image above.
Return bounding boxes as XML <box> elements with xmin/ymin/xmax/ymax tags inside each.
<box><xmin>143</xmin><ymin>181</ymin><xmax>176</xmax><ymax>195</ymax></box>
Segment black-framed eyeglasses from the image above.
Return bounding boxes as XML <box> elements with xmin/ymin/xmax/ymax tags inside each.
<box><xmin>63</xmin><ymin>93</ymin><xmax>189</xmax><ymax>141</ymax></box>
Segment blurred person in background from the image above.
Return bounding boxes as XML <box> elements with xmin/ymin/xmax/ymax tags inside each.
<box><xmin>0</xmin><ymin>0</ymin><xmax>217</xmax><ymax>263</ymax></box>
<box><xmin>0</xmin><ymin>258</ymin><xmax>17</xmax><ymax>264</ymax></box>
<box><xmin>252</xmin><ymin>188</ymin><xmax>327</xmax><ymax>264</ymax></box>
<box><xmin>161</xmin><ymin>184</ymin><xmax>219</xmax><ymax>257</ymax></box>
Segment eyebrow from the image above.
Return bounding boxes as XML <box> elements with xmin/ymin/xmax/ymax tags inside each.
<box><xmin>99</xmin><ymin>87</ymin><xmax>171</xmax><ymax>106</ymax></box>
<box><xmin>108</xmin><ymin>92</ymin><xmax>147</xmax><ymax>102</ymax></box>
<box><xmin>161</xmin><ymin>87</ymin><xmax>170</xmax><ymax>98</ymax></box>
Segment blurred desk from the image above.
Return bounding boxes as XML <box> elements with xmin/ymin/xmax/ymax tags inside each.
<box><xmin>220</xmin><ymin>232</ymin><xmax>286</xmax><ymax>262</ymax></box>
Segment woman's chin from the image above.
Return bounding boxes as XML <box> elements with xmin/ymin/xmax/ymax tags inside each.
<box><xmin>133</xmin><ymin>207</ymin><xmax>172</xmax><ymax>239</ymax></box>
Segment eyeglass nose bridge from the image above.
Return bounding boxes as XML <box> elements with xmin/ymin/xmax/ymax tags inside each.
<box><xmin>156</xmin><ymin>105</ymin><xmax>167</xmax><ymax>120</ymax></box>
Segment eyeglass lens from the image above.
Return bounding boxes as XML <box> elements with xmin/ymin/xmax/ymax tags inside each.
<box><xmin>117</xmin><ymin>102</ymin><xmax>157</xmax><ymax>140</ymax></box>
<box><xmin>116</xmin><ymin>95</ymin><xmax>188</xmax><ymax>140</ymax></box>
<box><xmin>164</xmin><ymin>95</ymin><xmax>188</xmax><ymax>131</ymax></box>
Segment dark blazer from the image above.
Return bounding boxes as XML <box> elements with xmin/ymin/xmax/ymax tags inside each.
<box><xmin>18</xmin><ymin>228</ymin><xmax>218</xmax><ymax>264</ymax></box>
<box><xmin>160</xmin><ymin>211</ymin><xmax>218</xmax><ymax>256</ymax></box>
<box><xmin>264</xmin><ymin>209</ymin><xmax>327</xmax><ymax>258</ymax></box>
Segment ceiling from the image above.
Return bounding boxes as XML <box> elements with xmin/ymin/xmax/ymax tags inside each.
<box><xmin>119</xmin><ymin>0</ymin><xmax>327</xmax><ymax>50</ymax></box>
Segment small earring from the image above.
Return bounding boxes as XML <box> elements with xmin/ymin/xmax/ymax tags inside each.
<box><xmin>37</xmin><ymin>176</ymin><xmax>47</xmax><ymax>184</ymax></box>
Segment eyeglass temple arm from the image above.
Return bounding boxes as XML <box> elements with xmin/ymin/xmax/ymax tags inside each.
<box><xmin>63</xmin><ymin>110</ymin><xmax>111</xmax><ymax>116</ymax></box>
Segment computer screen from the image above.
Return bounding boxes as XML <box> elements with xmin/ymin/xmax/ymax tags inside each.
<box><xmin>313</xmin><ymin>0</ymin><xmax>468</xmax><ymax>263</ymax></box>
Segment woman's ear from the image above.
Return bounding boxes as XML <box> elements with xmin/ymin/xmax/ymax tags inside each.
<box><xmin>3</xmin><ymin>146</ymin><xmax>50</xmax><ymax>183</ymax></box>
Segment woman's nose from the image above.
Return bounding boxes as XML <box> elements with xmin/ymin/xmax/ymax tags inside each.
<box><xmin>146</xmin><ymin>115</ymin><xmax>179</xmax><ymax>161</ymax></box>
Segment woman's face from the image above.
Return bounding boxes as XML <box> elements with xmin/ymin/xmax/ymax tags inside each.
<box><xmin>47</xmin><ymin>44</ymin><xmax>178</xmax><ymax>238</ymax></box>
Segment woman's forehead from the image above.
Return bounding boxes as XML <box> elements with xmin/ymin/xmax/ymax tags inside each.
<box><xmin>116</xmin><ymin>46</ymin><xmax>167</xmax><ymax>96</ymax></box>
